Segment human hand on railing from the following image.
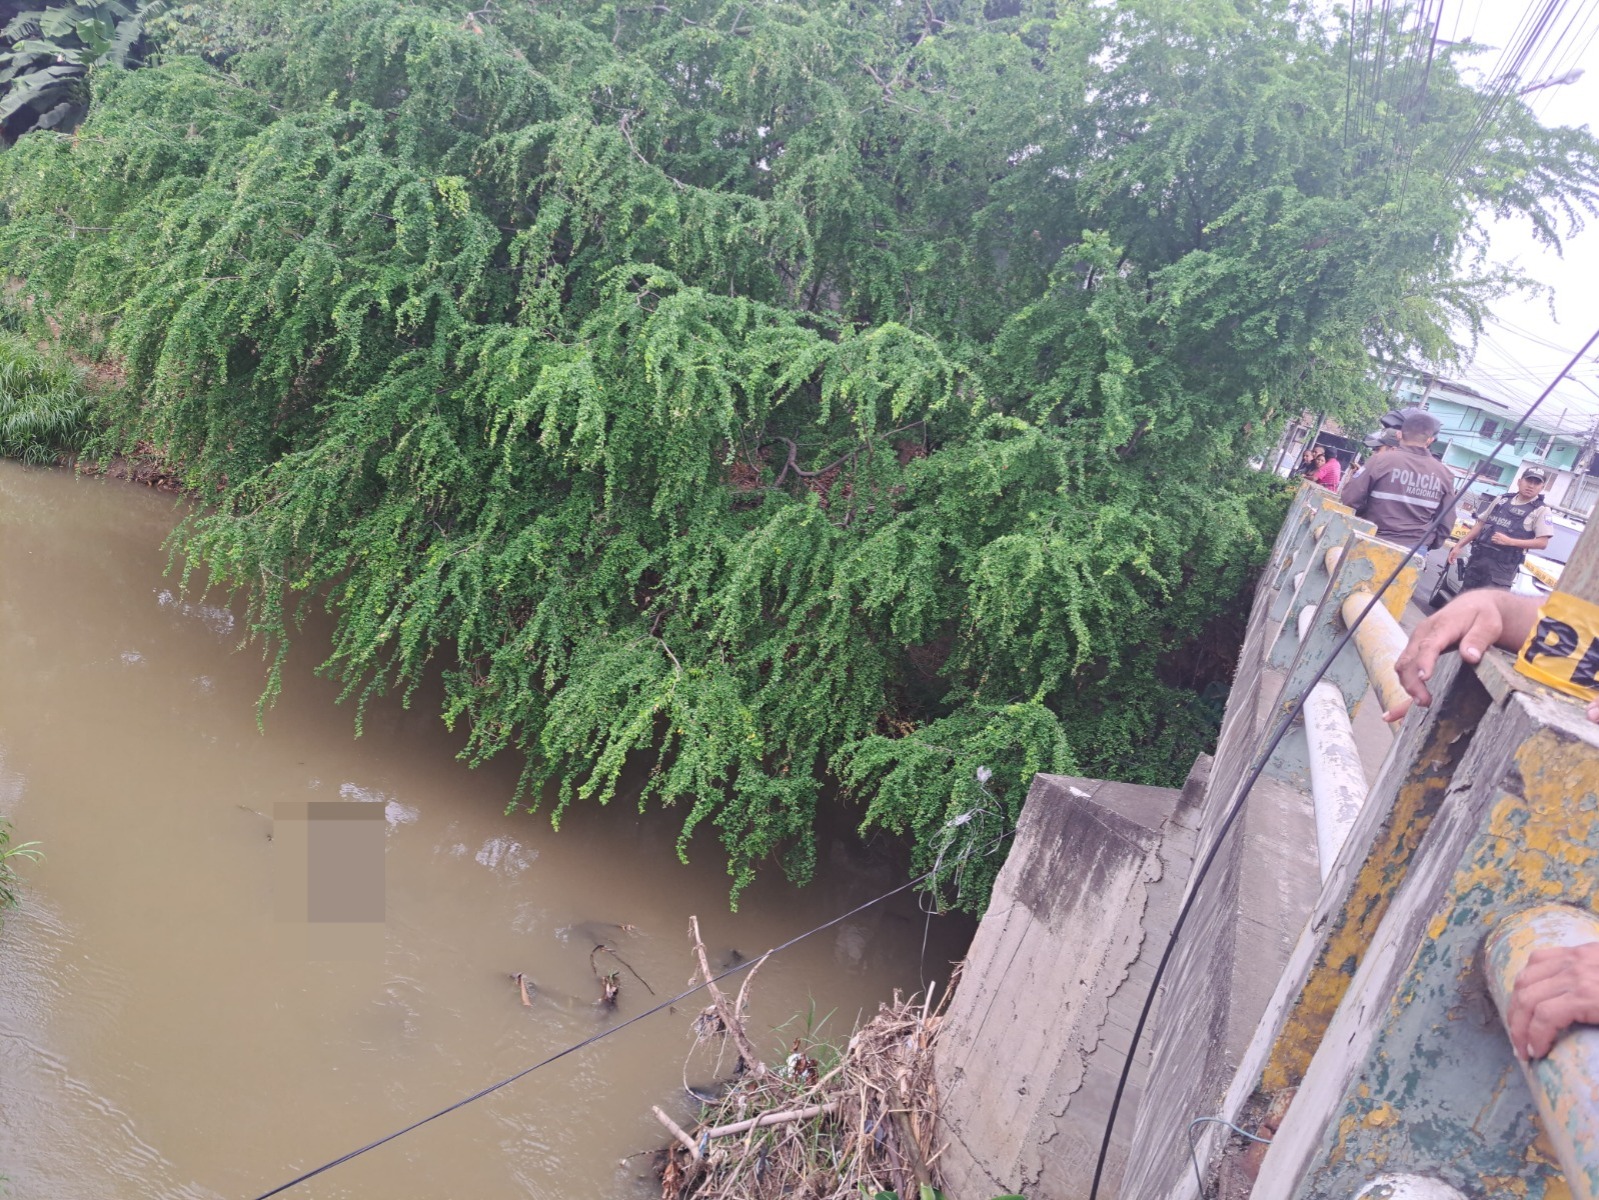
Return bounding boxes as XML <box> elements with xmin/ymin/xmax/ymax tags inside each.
<box><xmin>1508</xmin><ymin>942</ymin><xmax>1599</xmax><ymax>1060</ymax></box>
<box><xmin>1386</xmin><ymin>591</ymin><xmax>1599</xmax><ymax>724</ymax></box>
<box><xmin>1384</xmin><ymin>591</ymin><xmax>1525</xmax><ymax>721</ymax></box>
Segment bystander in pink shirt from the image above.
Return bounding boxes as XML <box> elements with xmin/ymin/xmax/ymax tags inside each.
<box><xmin>1314</xmin><ymin>457</ymin><xmax>1342</xmax><ymax>489</ymax></box>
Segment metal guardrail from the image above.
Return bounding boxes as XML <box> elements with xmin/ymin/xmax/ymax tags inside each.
<box><xmin>1181</xmin><ymin>480</ymin><xmax>1599</xmax><ymax>1200</ymax></box>
<box><xmin>1266</xmin><ymin>483</ymin><xmax>1422</xmax><ymax>878</ymax></box>
<box><xmin>1353</xmin><ymin>1176</ymin><xmax>1468</xmax><ymax>1200</ymax></box>
<box><xmin>1486</xmin><ymin>905</ymin><xmax>1599</xmax><ymax>1200</ymax></box>
<box><xmin>1302</xmin><ymin>680</ymin><xmax>1366</xmax><ymax>883</ymax></box>
<box><xmin>1322</xmin><ymin>546</ymin><xmax>1411</xmax><ymax>718</ymax></box>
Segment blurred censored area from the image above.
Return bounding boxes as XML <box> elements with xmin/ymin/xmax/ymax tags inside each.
<box><xmin>274</xmin><ymin>802</ymin><xmax>385</xmax><ymax>957</ymax></box>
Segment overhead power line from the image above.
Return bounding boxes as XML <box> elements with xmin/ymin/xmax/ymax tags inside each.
<box><xmin>1444</xmin><ymin>0</ymin><xmax>1567</xmax><ymax>181</ymax></box>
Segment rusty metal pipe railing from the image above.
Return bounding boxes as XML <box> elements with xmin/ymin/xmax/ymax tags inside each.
<box><xmin>1336</xmin><ymin>590</ymin><xmax>1408</xmax><ymax>717</ymax></box>
<box><xmin>1297</xmin><ymin>603</ymin><xmax>1317</xmax><ymax>645</ymax></box>
<box><xmin>1321</xmin><ymin>541</ymin><xmax>1408</xmax><ymax>717</ymax></box>
<box><xmin>1291</xmin><ymin>604</ymin><xmax>1366</xmax><ymax>879</ymax></box>
<box><xmin>1485</xmin><ymin>905</ymin><xmax>1599</xmax><ymax>1200</ymax></box>
<box><xmin>1303</xmin><ymin>680</ymin><xmax>1366</xmax><ymax>880</ymax></box>
<box><xmin>1353</xmin><ymin>1175</ymin><xmax>1468</xmax><ymax>1200</ymax></box>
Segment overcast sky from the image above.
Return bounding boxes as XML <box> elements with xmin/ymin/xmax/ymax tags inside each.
<box><xmin>1446</xmin><ymin>0</ymin><xmax>1599</xmax><ymax>434</ymax></box>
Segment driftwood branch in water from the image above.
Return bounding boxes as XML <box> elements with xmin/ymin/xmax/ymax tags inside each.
<box><xmin>597</xmin><ymin>944</ymin><xmax>657</xmax><ymax>995</ymax></box>
<box><xmin>588</xmin><ymin>948</ymin><xmax>622</xmax><ymax>1006</ymax></box>
<box><xmin>652</xmin><ymin>1106</ymin><xmax>703</xmax><ymax>1162</ymax></box>
<box><xmin>688</xmin><ymin>915</ymin><xmax>767</xmax><ymax>1079</ymax></box>
<box><xmin>733</xmin><ymin>949</ymin><xmax>770</xmax><ymax>1023</ymax></box>
<box><xmin>703</xmin><ymin>1103</ymin><xmax>838</xmax><ymax>1140</ymax></box>
<box><xmin>892</xmin><ymin>1108</ymin><xmax>934</xmax><ymax>1190</ymax></box>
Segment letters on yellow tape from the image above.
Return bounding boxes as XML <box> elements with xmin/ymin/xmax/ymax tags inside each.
<box><xmin>1517</xmin><ymin>591</ymin><xmax>1599</xmax><ymax>700</ymax></box>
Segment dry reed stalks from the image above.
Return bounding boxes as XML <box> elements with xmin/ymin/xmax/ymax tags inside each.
<box><xmin>656</xmin><ymin>921</ymin><xmax>955</xmax><ymax>1200</ymax></box>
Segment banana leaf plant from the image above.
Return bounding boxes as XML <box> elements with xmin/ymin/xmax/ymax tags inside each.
<box><xmin>0</xmin><ymin>1</ymin><xmax>165</xmax><ymax>137</ymax></box>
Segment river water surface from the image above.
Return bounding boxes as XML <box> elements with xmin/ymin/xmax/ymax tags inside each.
<box><xmin>0</xmin><ymin>462</ymin><xmax>971</xmax><ymax>1199</ymax></box>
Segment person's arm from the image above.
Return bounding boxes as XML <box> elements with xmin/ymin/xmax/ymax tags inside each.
<box><xmin>1509</xmin><ymin>942</ymin><xmax>1599</xmax><ymax>1059</ymax></box>
<box><xmin>1491</xmin><ymin>532</ymin><xmax>1552</xmax><ymax>551</ymax></box>
<box><xmin>1448</xmin><ymin>516</ymin><xmax>1485</xmax><ymax>562</ymax></box>
<box><xmin>1491</xmin><ymin>507</ymin><xmax>1554</xmax><ymax>552</ymax></box>
<box><xmin>1386</xmin><ymin>589</ymin><xmax>1536</xmax><ymax>721</ymax></box>
<box><xmin>1385</xmin><ymin>590</ymin><xmax>1599</xmax><ymax>724</ymax></box>
<box><xmin>1429</xmin><ymin>499</ymin><xmax>1451</xmax><ymax>549</ymax></box>
<box><xmin>1387</xmin><ymin>590</ymin><xmax>1599</xmax><ymax>722</ymax></box>
<box><xmin>1449</xmin><ymin>495</ymin><xmax>1503</xmax><ymax>560</ymax></box>
<box><xmin>1339</xmin><ymin>459</ymin><xmax>1375</xmax><ymax>513</ymax></box>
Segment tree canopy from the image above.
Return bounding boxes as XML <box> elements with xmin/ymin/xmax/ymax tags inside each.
<box><xmin>1</xmin><ymin>0</ymin><xmax>1594</xmax><ymax>906</ymax></box>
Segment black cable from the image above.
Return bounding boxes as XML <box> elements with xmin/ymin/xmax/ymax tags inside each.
<box><xmin>1365</xmin><ymin>0</ymin><xmax>1396</xmax><ymax>140</ymax></box>
<box><xmin>1353</xmin><ymin>0</ymin><xmax>1378</xmax><ymax>145</ymax></box>
<box><xmin>248</xmin><ymin>838</ymin><xmax>1002</xmax><ymax>1199</ymax></box>
<box><xmin>1444</xmin><ymin>0</ymin><xmax>1540</xmax><ymax>178</ymax></box>
<box><xmin>1518</xmin><ymin>0</ymin><xmax>1591</xmax><ymax>107</ymax></box>
<box><xmin>1342</xmin><ymin>3</ymin><xmax>1360</xmax><ymax>150</ymax></box>
<box><xmin>1445</xmin><ymin>0</ymin><xmax>1564</xmax><ymax>181</ymax></box>
<box><xmin>1084</xmin><ymin>322</ymin><xmax>1599</xmax><ymax>1200</ymax></box>
<box><xmin>1187</xmin><ymin>1116</ymin><xmax>1270</xmax><ymax>1199</ymax></box>
<box><xmin>1393</xmin><ymin>0</ymin><xmax>1446</xmax><ymax>209</ymax></box>
<box><xmin>1375</xmin><ymin>0</ymin><xmax>1436</xmax><ymax>204</ymax></box>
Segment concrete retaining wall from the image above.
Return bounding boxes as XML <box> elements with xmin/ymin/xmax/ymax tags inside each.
<box><xmin>936</xmin><ymin>490</ymin><xmax>1327</xmax><ymax>1200</ymax></box>
<box><xmin>934</xmin><ymin>767</ymin><xmax>1204</xmax><ymax>1199</ymax></box>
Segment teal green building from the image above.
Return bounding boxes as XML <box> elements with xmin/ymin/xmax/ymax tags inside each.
<box><xmin>1386</xmin><ymin>372</ymin><xmax>1597</xmax><ymax>515</ymax></box>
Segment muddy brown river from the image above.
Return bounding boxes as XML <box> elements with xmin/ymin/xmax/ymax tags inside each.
<box><xmin>0</xmin><ymin>462</ymin><xmax>971</xmax><ymax>1199</ymax></box>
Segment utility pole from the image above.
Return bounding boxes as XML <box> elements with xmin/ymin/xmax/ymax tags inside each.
<box><xmin>1569</xmin><ymin>380</ymin><xmax>1599</xmax><ymax>478</ymax></box>
<box><xmin>1573</xmin><ymin>421</ymin><xmax>1599</xmax><ymax>479</ymax></box>
<box><xmin>1300</xmin><ymin>408</ymin><xmax>1325</xmax><ymax>468</ymax></box>
<box><xmin>1418</xmin><ymin>372</ymin><xmax>1436</xmax><ymax>408</ymax></box>
<box><xmin>1562</xmin><ymin>514</ymin><xmax>1599</xmax><ymax>602</ymax></box>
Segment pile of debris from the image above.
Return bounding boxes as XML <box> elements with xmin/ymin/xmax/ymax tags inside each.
<box><xmin>653</xmin><ymin>919</ymin><xmax>950</xmax><ymax>1200</ymax></box>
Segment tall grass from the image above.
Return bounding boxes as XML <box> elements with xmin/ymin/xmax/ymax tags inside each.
<box><xmin>0</xmin><ymin>333</ymin><xmax>93</xmax><ymax>465</ymax></box>
<box><xmin>0</xmin><ymin>818</ymin><xmax>42</xmax><ymax>915</ymax></box>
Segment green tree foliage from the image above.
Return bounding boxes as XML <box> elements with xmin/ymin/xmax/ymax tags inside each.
<box><xmin>0</xmin><ymin>0</ymin><xmax>1593</xmax><ymax>906</ymax></box>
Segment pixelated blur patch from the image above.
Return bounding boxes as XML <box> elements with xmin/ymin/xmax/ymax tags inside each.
<box><xmin>273</xmin><ymin>801</ymin><xmax>386</xmax><ymax>924</ymax></box>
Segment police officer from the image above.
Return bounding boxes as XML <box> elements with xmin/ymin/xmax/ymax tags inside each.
<box><xmin>1448</xmin><ymin>468</ymin><xmax>1554</xmax><ymax>592</ymax></box>
<box><xmin>1340</xmin><ymin>409</ymin><xmax>1455</xmax><ymax>547</ymax></box>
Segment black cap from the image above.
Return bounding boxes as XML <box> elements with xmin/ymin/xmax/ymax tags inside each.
<box><xmin>1522</xmin><ymin>469</ymin><xmax>1547</xmax><ymax>482</ymax></box>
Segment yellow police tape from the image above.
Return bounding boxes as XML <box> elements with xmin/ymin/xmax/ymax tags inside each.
<box><xmin>1517</xmin><ymin>591</ymin><xmax>1599</xmax><ymax>700</ymax></box>
<box><xmin>1522</xmin><ymin>555</ymin><xmax>1561</xmax><ymax>590</ymax></box>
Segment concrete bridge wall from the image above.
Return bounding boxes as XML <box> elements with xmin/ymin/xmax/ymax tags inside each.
<box><xmin>934</xmin><ymin>767</ymin><xmax>1205</xmax><ymax>1199</ymax></box>
<box><xmin>936</xmin><ymin>481</ymin><xmax>1599</xmax><ymax>1200</ymax></box>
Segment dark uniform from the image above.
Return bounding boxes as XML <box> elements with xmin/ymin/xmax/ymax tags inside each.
<box><xmin>1460</xmin><ymin>493</ymin><xmax>1549</xmax><ymax>591</ymax></box>
<box><xmin>1338</xmin><ymin>443</ymin><xmax>1456</xmax><ymax>548</ymax></box>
